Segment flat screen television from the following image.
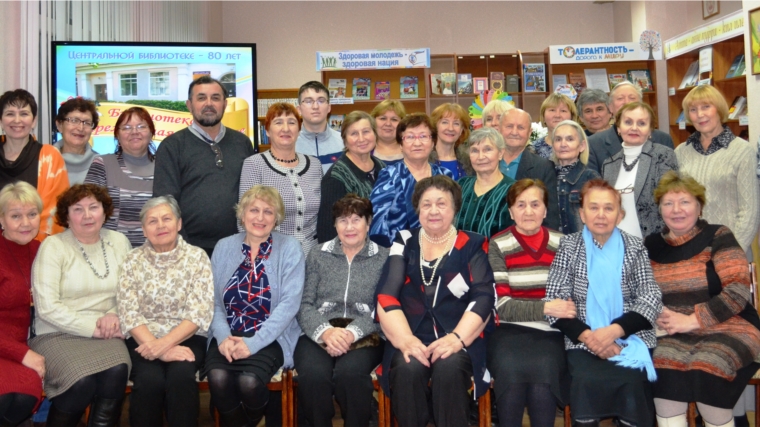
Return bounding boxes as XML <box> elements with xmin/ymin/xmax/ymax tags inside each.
<box><xmin>51</xmin><ymin>41</ymin><xmax>258</xmax><ymax>154</ymax></box>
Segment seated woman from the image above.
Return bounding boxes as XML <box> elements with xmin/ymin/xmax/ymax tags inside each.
<box><xmin>431</xmin><ymin>103</ymin><xmax>470</xmax><ymax>180</ymax></box>
<box><xmin>545</xmin><ymin>178</ymin><xmax>662</xmax><ymax>427</ymax></box>
<box><xmin>204</xmin><ymin>185</ymin><xmax>305</xmax><ymax>427</ymax></box>
<box><xmin>369</xmin><ymin>113</ymin><xmax>453</xmax><ymax>247</ymax></box>
<box><xmin>552</xmin><ymin>120</ymin><xmax>600</xmax><ymax>234</ymax></box>
<box><xmin>533</xmin><ymin>93</ymin><xmax>577</xmax><ymax>159</ymax></box>
<box><xmin>601</xmin><ymin>102</ymin><xmax>678</xmax><ymax>239</ymax></box>
<box><xmin>456</xmin><ymin>127</ymin><xmax>514</xmax><ymax>238</ymax></box>
<box><xmin>487</xmin><ymin>179</ymin><xmax>572</xmax><ymax>427</ymax></box>
<box><xmin>29</xmin><ymin>184</ymin><xmax>132</xmax><ymax>427</ymax></box>
<box><xmin>375</xmin><ymin>175</ymin><xmax>495</xmax><ymax>426</ymax></box>
<box><xmin>0</xmin><ymin>182</ymin><xmax>45</xmax><ymax>425</ymax></box>
<box><xmin>117</xmin><ymin>195</ymin><xmax>214</xmax><ymax>427</ymax></box>
<box><xmin>295</xmin><ymin>194</ymin><xmax>389</xmax><ymax>427</ymax></box>
<box><xmin>644</xmin><ymin>171</ymin><xmax>760</xmax><ymax>427</ymax></box>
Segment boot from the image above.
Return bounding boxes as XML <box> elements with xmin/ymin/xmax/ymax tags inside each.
<box><xmin>242</xmin><ymin>403</ymin><xmax>266</xmax><ymax>427</ymax></box>
<box><xmin>705</xmin><ymin>419</ymin><xmax>735</xmax><ymax>427</ymax></box>
<box><xmin>573</xmin><ymin>420</ymin><xmax>600</xmax><ymax>427</ymax></box>
<box><xmin>86</xmin><ymin>398</ymin><xmax>122</xmax><ymax>427</ymax></box>
<box><xmin>656</xmin><ymin>414</ymin><xmax>688</xmax><ymax>427</ymax></box>
<box><xmin>217</xmin><ymin>405</ymin><xmax>249</xmax><ymax>427</ymax></box>
<box><xmin>45</xmin><ymin>404</ymin><xmax>84</xmax><ymax>427</ymax></box>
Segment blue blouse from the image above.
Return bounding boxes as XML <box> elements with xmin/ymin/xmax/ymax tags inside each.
<box><xmin>435</xmin><ymin>159</ymin><xmax>466</xmax><ymax>181</ymax></box>
<box><xmin>223</xmin><ymin>236</ymin><xmax>273</xmax><ymax>333</ymax></box>
<box><xmin>369</xmin><ymin>162</ymin><xmax>454</xmax><ymax>247</ymax></box>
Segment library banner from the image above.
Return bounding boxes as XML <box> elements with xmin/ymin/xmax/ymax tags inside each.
<box><xmin>316</xmin><ymin>48</ymin><xmax>430</xmax><ymax>71</ymax></box>
<box><xmin>663</xmin><ymin>10</ymin><xmax>743</xmax><ymax>59</ymax></box>
<box><xmin>551</xmin><ymin>35</ymin><xmax>663</xmax><ymax>64</ymax></box>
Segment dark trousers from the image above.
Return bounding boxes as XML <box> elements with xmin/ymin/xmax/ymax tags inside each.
<box><xmin>293</xmin><ymin>335</ymin><xmax>384</xmax><ymax>427</ymax></box>
<box><xmin>126</xmin><ymin>335</ymin><xmax>207</xmax><ymax>427</ymax></box>
<box><xmin>389</xmin><ymin>349</ymin><xmax>472</xmax><ymax>427</ymax></box>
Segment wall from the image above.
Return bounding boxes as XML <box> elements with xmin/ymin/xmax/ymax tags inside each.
<box><xmin>222</xmin><ymin>1</ymin><xmax>615</xmax><ymax>89</ymax></box>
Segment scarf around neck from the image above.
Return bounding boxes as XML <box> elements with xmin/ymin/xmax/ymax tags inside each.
<box><xmin>583</xmin><ymin>226</ymin><xmax>657</xmax><ymax>381</ymax></box>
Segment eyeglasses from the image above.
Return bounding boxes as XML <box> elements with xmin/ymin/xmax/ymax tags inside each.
<box><xmin>300</xmin><ymin>98</ymin><xmax>328</xmax><ymax>107</ymax></box>
<box><xmin>617</xmin><ymin>185</ymin><xmax>634</xmax><ymax>195</ymax></box>
<box><xmin>402</xmin><ymin>134</ymin><xmax>432</xmax><ymax>142</ymax></box>
<box><xmin>210</xmin><ymin>143</ymin><xmax>224</xmax><ymax>169</ymax></box>
<box><xmin>63</xmin><ymin>117</ymin><xmax>95</xmax><ymax>129</ymax></box>
<box><xmin>119</xmin><ymin>124</ymin><xmax>150</xmax><ymax>133</ymax></box>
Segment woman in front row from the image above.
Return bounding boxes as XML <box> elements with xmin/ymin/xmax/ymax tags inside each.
<box><xmin>30</xmin><ymin>184</ymin><xmax>132</xmax><ymax>427</ymax></box>
<box><xmin>545</xmin><ymin>179</ymin><xmax>662</xmax><ymax>427</ymax></box>
<box><xmin>296</xmin><ymin>194</ymin><xmax>388</xmax><ymax>427</ymax></box>
<box><xmin>117</xmin><ymin>196</ymin><xmax>214</xmax><ymax>427</ymax></box>
<box><xmin>0</xmin><ymin>182</ymin><xmax>44</xmax><ymax>426</ymax></box>
<box><xmin>375</xmin><ymin>175</ymin><xmax>495</xmax><ymax>426</ymax></box>
<box><xmin>645</xmin><ymin>172</ymin><xmax>760</xmax><ymax>427</ymax></box>
<box><xmin>205</xmin><ymin>185</ymin><xmax>305</xmax><ymax>427</ymax></box>
<box><xmin>487</xmin><ymin>179</ymin><xmax>571</xmax><ymax>427</ymax></box>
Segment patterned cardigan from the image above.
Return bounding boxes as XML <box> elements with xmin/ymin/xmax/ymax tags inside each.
<box><xmin>544</xmin><ymin>230</ymin><xmax>663</xmax><ymax>352</ymax></box>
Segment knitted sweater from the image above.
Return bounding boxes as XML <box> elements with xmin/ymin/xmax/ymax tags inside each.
<box><xmin>675</xmin><ymin>136</ymin><xmax>760</xmax><ymax>252</ymax></box>
<box><xmin>54</xmin><ymin>141</ymin><xmax>97</xmax><ymax>185</ymax></box>
<box><xmin>153</xmin><ymin>127</ymin><xmax>255</xmax><ymax>251</ymax></box>
<box><xmin>297</xmin><ymin>237</ymin><xmax>388</xmax><ymax>343</ymax></box>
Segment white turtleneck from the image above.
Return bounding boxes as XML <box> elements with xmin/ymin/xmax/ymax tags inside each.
<box><xmin>615</xmin><ymin>143</ymin><xmax>643</xmax><ymax>238</ymax></box>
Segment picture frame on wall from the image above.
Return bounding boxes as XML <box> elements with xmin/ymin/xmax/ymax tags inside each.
<box><xmin>750</xmin><ymin>6</ymin><xmax>760</xmax><ymax>75</ymax></box>
<box><xmin>703</xmin><ymin>0</ymin><xmax>719</xmax><ymax>20</ymax></box>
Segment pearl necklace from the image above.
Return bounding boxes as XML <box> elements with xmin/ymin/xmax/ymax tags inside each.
<box><xmin>419</xmin><ymin>227</ymin><xmax>456</xmax><ymax>287</ymax></box>
<box><xmin>76</xmin><ymin>238</ymin><xmax>110</xmax><ymax>279</ymax></box>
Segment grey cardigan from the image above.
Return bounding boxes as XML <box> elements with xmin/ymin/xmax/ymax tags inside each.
<box><xmin>601</xmin><ymin>140</ymin><xmax>678</xmax><ymax>238</ymax></box>
<box><xmin>297</xmin><ymin>237</ymin><xmax>389</xmax><ymax>343</ymax></box>
<box><xmin>208</xmin><ymin>231</ymin><xmax>305</xmax><ymax>368</ymax></box>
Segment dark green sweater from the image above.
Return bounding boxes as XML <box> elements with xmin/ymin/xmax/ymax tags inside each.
<box><xmin>153</xmin><ymin>127</ymin><xmax>255</xmax><ymax>251</ymax></box>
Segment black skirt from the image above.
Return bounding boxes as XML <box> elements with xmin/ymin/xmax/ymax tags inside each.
<box><xmin>654</xmin><ymin>362</ymin><xmax>760</xmax><ymax>408</ymax></box>
<box><xmin>201</xmin><ymin>338</ymin><xmax>284</xmax><ymax>385</ymax></box>
<box><xmin>486</xmin><ymin>323</ymin><xmax>569</xmax><ymax>406</ymax></box>
<box><xmin>567</xmin><ymin>349</ymin><xmax>654</xmax><ymax>427</ymax></box>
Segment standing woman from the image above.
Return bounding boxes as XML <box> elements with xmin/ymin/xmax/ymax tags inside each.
<box><xmin>456</xmin><ymin>127</ymin><xmax>515</xmax><ymax>238</ymax></box>
<box><xmin>488</xmin><ymin>179</ymin><xmax>572</xmax><ymax>427</ymax></box>
<box><xmin>601</xmin><ymin>102</ymin><xmax>678</xmax><ymax>239</ymax></box>
<box><xmin>0</xmin><ymin>182</ymin><xmax>45</xmax><ymax>425</ymax></box>
<box><xmin>29</xmin><ymin>184</ymin><xmax>132</xmax><ymax>427</ymax></box>
<box><xmin>431</xmin><ymin>103</ymin><xmax>470</xmax><ymax>180</ymax></box>
<box><xmin>239</xmin><ymin>103</ymin><xmax>322</xmax><ymax>255</ymax></box>
<box><xmin>370</xmin><ymin>100</ymin><xmax>406</xmax><ymax>166</ymax></box>
<box><xmin>676</xmin><ymin>85</ymin><xmax>760</xmax><ymax>256</ymax></box>
<box><xmin>481</xmin><ymin>100</ymin><xmax>514</xmax><ymax>129</ymax></box>
<box><xmin>85</xmin><ymin>107</ymin><xmax>156</xmax><ymax>247</ymax></box>
<box><xmin>0</xmin><ymin>89</ymin><xmax>69</xmax><ymax>241</ymax></box>
<box><xmin>552</xmin><ymin>120</ymin><xmax>599</xmax><ymax>234</ymax></box>
<box><xmin>368</xmin><ymin>113</ymin><xmax>453</xmax><ymax>247</ymax></box>
<box><xmin>54</xmin><ymin>98</ymin><xmax>100</xmax><ymax>185</ymax></box>
<box><xmin>204</xmin><ymin>185</ymin><xmax>305</xmax><ymax>427</ymax></box>
<box><xmin>317</xmin><ymin>111</ymin><xmax>384</xmax><ymax>243</ymax></box>
<box><xmin>533</xmin><ymin>94</ymin><xmax>578</xmax><ymax>159</ymax></box>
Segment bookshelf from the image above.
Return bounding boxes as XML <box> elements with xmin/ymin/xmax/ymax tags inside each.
<box><xmin>320</xmin><ymin>68</ymin><xmax>427</xmax><ymax>117</ymax></box>
<box><xmin>665</xmin><ymin>34</ymin><xmax>747</xmax><ymax>146</ymax></box>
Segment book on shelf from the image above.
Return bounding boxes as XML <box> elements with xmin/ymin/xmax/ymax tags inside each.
<box><xmin>430</xmin><ymin>74</ymin><xmax>442</xmax><ymax>95</ymax></box>
<box><xmin>473</xmin><ymin>77</ymin><xmax>488</xmax><ymax>94</ymax></box>
<box><xmin>552</xmin><ymin>74</ymin><xmax>567</xmax><ymax>91</ymax></box>
<box><xmin>375</xmin><ymin>81</ymin><xmax>390</xmax><ymax>100</ymax></box>
<box><xmin>257</xmin><ymin>97</ymin><xmax>298</xmax><ymax>115</ymax></box>
<box><xmin>627</xmin><ymin>69</ymin><xmax>653</xmax><ymax>92</ymax></box>
<box><xmin>352</xmin><ymin>78</ymin><xmax>371</xmax><ymax>100</ymax></box>
<box><xmin>328</xmin><ymin>79</ymin><xmax>347</xmax><ymax>99</ymax></box>
<box><xmin>568</xmin><ymin>72</ymin><xmax>587</xmax><ymax>95</ymax></box>
<box><xmin>457</xmin><ymin>74</ymin><xmax>473</xmax><ymax>94</ymax></box>
<box><xmin>490</xmin><ymin>72</ymin><xmax>505</xmax><ymax>91</ymax></box>
<box><xmin>523</xmin><ymin>63</ymin><xmax>546</xmax><ymax>92</ymax></box>
<box><xmin>584</xmin><ymin>68</ymin><xmax>610</xmax><ymax>92</ymax></box>
<box><xmin>675</xmin><ymin>110</ymin><xmax>685</xmax><ymax>125</ymax></box>
<box><xmin>441</xmin><ymin>73</ymin><xmax>456</xmax><ymax>95</ymax></box>
<box><xmin>739</xmin><ymin>60</ymin><xmax>747</xmax><ymax>76</ymax></box>
<box><xmin>726</xmin><ymin>54</ymin><xmax>744</xmax><ymax>79</ymax></box>
<box><xmin>728</xmin><ymin>96</ymin><xmax>747</xmax><ymax>120</ymax></box>
<box><xmin>400</xmin><ymin>76</ymin><xmax>419</xmax><ymax>99</ymax></box>
<box><xmin>679</xmin><ymin>61</ymin><xmax>699</xmax><ymax>89</ymax></box>
<box><xmin>506</xmin><ymin>75</ymin><xmax>519</xmax><ymax>93</ymax></box>
<box><xmin>329</xmin><ymin>114</ymin><xmax>345</xmax><ymax>131</ymax></box>
<box><xmin>608</xmin><ymin>73</ymin><xmax>628</xmax><ymax>88</ymax></box>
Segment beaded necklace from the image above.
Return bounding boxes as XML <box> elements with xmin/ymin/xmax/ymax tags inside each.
<box><xmin>76</xmin><ymin>238</ymin><xmax>110</xmax><ymax>279</ymax></box>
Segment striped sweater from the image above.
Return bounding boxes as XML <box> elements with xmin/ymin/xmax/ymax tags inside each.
<box><xmin>488</xmin><ymin>226</ymin><xmax>563</xmax><ymax>330</ymax></box>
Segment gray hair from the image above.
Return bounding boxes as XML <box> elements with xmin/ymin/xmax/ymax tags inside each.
<box><xmin>464</xmin><ymin>127</ymin><xmax>505</xmax><ymax>151</ymax></box>
<box><xmin>550</xmin><ymin>120</ymin><xmax>589</xmax><ymax>165</ymax></box>
<box><xmin>577</xmin><ymin>89</ymin><xmax>610</xmax><ymax>112</ymax></box>
<box><xmin>609</xmin><ymin>81</ymin><xmax>642</xmax><ymax>106</ymax></box>
<box><xmin>139</xmin><ymin>195</ymin><xmax>181</xmax><ymax>224</ymax></box>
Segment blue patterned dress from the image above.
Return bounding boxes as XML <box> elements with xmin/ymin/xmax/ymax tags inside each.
<box><xmin>368</xmin><ymin>162</ymin><xmax>454</xmax><ymax>247</ymax></box>
<box><xmin>223</xmin><ymin>236</ymin><xmax>274</xmax><ymax>334</ymax></box>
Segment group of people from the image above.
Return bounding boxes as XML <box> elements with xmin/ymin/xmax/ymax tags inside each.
<box><xmin>0</xmin><ymin>73</ymin><xmax>758</xmax><ymax>427</ymax></box>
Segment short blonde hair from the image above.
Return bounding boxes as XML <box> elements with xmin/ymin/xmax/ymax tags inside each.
<box><xmin>430</xmin><ymin>103</ymin><xmax>471</xmax><ymax>148</ymax></box>
<box><xmin>682</xmin><ymin>85</ymin><xmax>729</xmax><ymax>124</ymax></box>
<box><xmin>370</xmin><ymin>100</ymin><xmax>406</xmax><ymax>120</ymax></box>
<box><xmin>0</xmin><ymin>181</ymin><xmax>43</xmax><ymax>216</ymax></box>
<box><xmin>550</xmin><ymin>120</ymin><xmax>589</xmax><ymax>165</ymax></box>
<box><xmin>481</xmin><ymin>100</ymin><xmax>514</xmax><ymax>124</ymax></box>
<box><xmin>236</xmin><ymin>185</ymin><xmax>286</xmax><ymax>227</ymax></box>
<box><xmin>539</xmin><ymin>93</ymin><xmax>578</xmax><ymax>127</ymax></box>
